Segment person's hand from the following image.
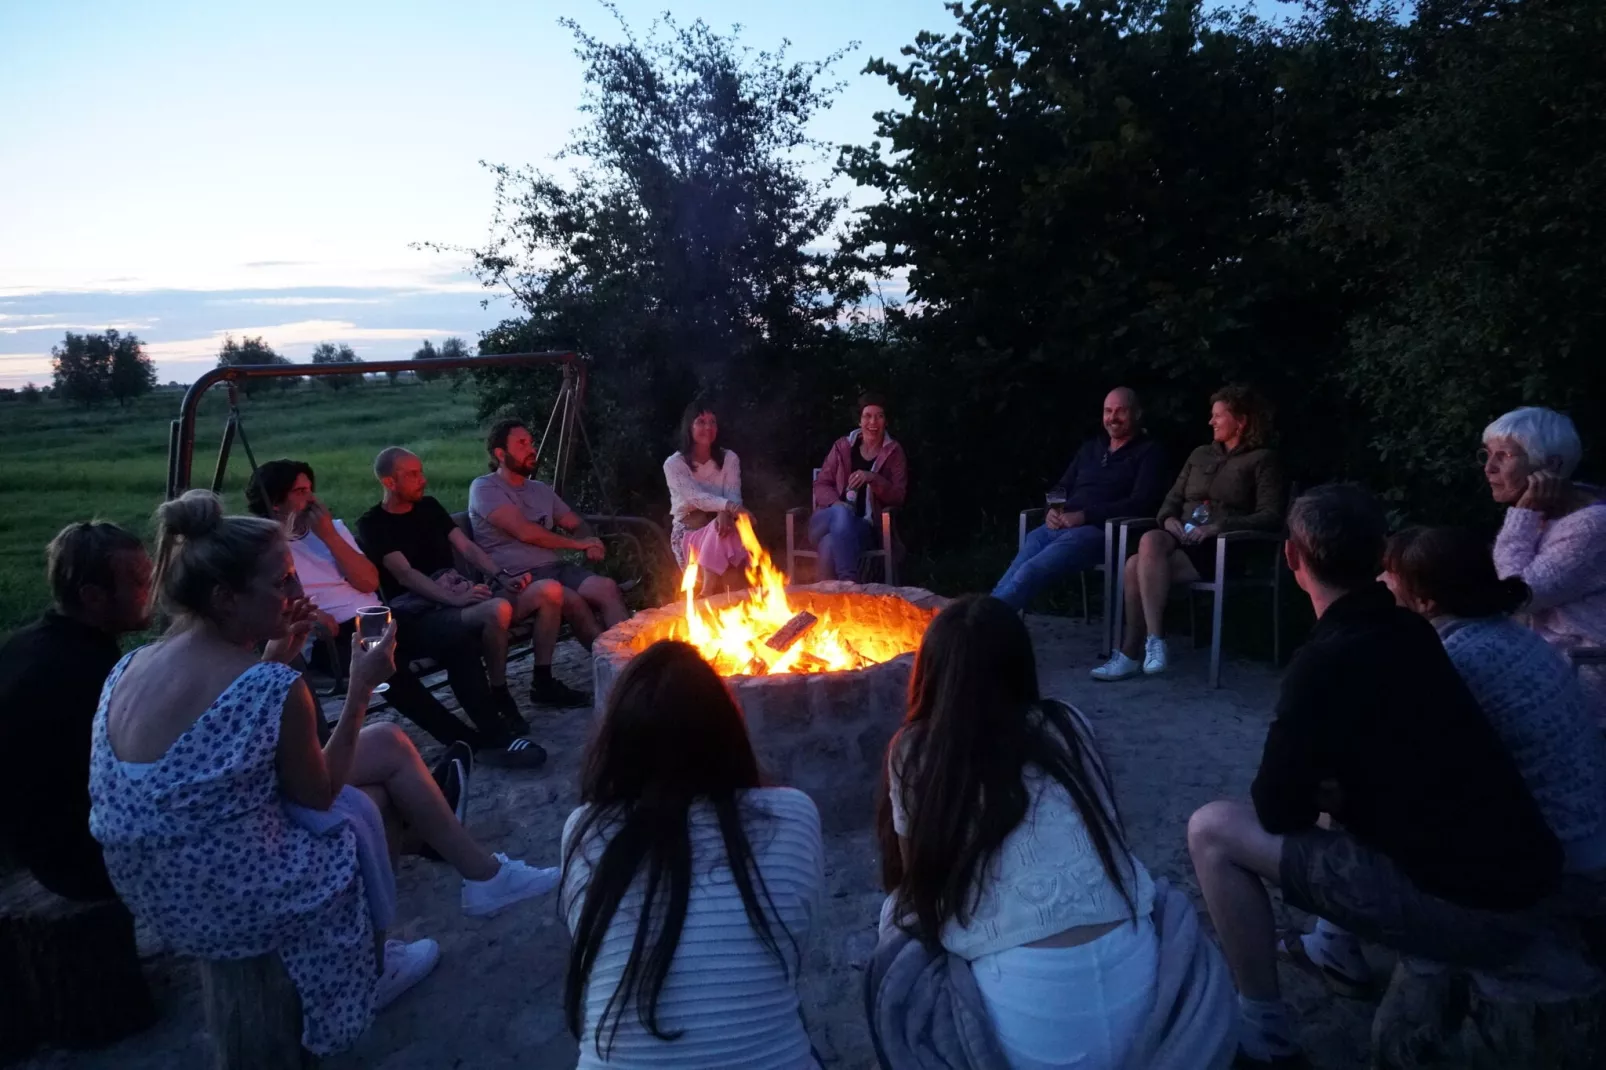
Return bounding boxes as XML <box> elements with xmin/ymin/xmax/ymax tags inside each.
<box><xmin>264</xmin><ymin>597</ymin><xmax>318</xmax><ymax>664</ymax></box>
<box><xmin>583</xmin><ymin>537</ymin><xmax>607</xmax><ymax>563</ymax></box>
<box><xmin>1060</xmin><ymin>510</ymin><xmax>1086</xmax><ymax>529</ymax></box>
<box><xmin>1163</xmin><ymin>517</ymin><xmax>1187</xmax><ymax>540</ymax></box>
<box><xmin>1182</xmin><ymin>523</ymin><xmax>1221</xmax><ymax>545</ymax></box>
<box><xmin>348</xmin><ymin>620</ymin><xmax>397</xmax><ymax>694</ymax></box>
<box><xmin>847</xmin><ymin>470</ymin><xmax>872</xmax><ymax>491</ymax></box>
<box><xmin>314</xmin><ymin>609</ymin><xmax>340</xmax><ymax>637</ymax></box>
<box><xmin>1517</xmin><ymin>471</ymin><xmax>1568</xmax><ymax>516</ymax></box>
<box><xmin>304</xmin><ymin>498</ymin><xmax>337</xmax><ymax>542</ymax></box>
<box><xmin>499</xmin><ymin>570</ymin><xmax>531</xmax><ymax>594</ymax></box>
<box><xmin>453</xmin><ymin>584</ymin><xmax>495</xmax><ymax>606</ymax></box>
<box><xmin>1044</xmin><ymin>508</ymin><xmax>1066</xmax><ymax>531</ymax></box>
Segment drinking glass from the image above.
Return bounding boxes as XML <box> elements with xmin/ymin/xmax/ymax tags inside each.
<box><xmin>355</xmin><ymin>606</ymin><xmax>392</xmax><ymax>694</ymax></box>
<box><xmin>1045</xmin><ymin>491</ymin><xmax>1067</xmax><ymax>510</ymax></box>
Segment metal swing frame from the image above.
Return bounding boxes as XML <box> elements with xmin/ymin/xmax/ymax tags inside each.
<box><xmin>164</xmin><ymin>349</ymin><xmax>673</xmax><ymax>594</ymax></box>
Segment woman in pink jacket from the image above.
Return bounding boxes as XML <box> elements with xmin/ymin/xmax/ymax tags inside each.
<box><xmin>808</xmin><ymin>393</ymin><xmax>908</xmax><ymax>581</ymax></box>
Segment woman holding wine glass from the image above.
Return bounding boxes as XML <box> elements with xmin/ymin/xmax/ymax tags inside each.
<box><xmin>88</xmin><ymin>491</ymin><xmax>563</xmax><ymax>1052</ymax></box>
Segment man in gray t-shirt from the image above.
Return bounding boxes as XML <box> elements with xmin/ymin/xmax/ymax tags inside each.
<box><xmin>468</xmin><ymin>419</ymin><xmax>630</xmax><ymax>658</ymax></box>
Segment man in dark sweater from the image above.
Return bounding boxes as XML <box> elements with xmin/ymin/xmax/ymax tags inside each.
<box><xmin>0</xmin><ymin>522</ymin><xmax>151</xmax><ymax>901</ymax></box>
<box><xmin>991</xmin><ymin>387</ymin><xmax>1167</xmax><ymax>609</ymax></box>
<box><xmin>1187</xmin><ymin>484</ymin><xmax>1576</xmax><ymax>1068</ymax></box>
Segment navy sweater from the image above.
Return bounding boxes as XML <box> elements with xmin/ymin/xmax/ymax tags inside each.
<box><xmin>1051</xmin><ymin>433</ymin><xmax>1168</xmax><ymax>527</ymax></box>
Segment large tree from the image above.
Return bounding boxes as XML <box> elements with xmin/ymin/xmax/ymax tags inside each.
<box><xmin>452</xmin><ymin>14</ymin><xmax>855</xmax><ymax>516</ymax></box>
<box><xmin>51</xmin><ymin>329</ymin><xmax>155</xmax><ymax>406</ymax></box>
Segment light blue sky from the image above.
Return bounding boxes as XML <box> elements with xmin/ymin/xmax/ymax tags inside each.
<box><xmin>0</xmin><ymin>0</ymin><xmax>1288</xmax><ymax>387</ymax></box>
<box><xmin>0</xmin><ymin>0</ymin><xmax>950</xmax><ymax>385</ymax></box>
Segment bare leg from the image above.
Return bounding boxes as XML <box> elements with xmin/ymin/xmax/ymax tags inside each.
<box><xmin>1136</xmin><ymin>529</ymin><xmax>1179</xmax><ymax>644</ymax></box>
<box><xmin>459</xmin><ymin>597</ymin><xmax>513</xmax><ymax>687</ymax></box>
<box><xmin>560</xmin><ymin>588</ymin><xmax>602</xmax><ymax>650</ymax></box>
<box><xmin>350</xmin><ymin>723</ymin><xmax>498</xmax><ymax>881</ymax></box>
<box><xmin>512</xmin><ymin>580</ymin><xmax>563</xmax><ymax>665</ymax></box>
<box><xmin>579</xmin><ymin>575</ymin><xmax>628</xmax><ymax>630</ymax></box>
<box><xmin>1121</xmin><ymin>553</ymin><xmax>1146</xmax><ymax>658</ymax></box>
<box><xmin>1187</xmin><ymin>799</ymin><xmax>1286</xmax><ymax>1000</ymax></box>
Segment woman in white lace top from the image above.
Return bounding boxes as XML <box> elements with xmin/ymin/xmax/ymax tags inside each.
<box><xmin>663</xmin><ymin>401</ymin><xmax>749</xmax><ymax>589</ymax></box>
<box><xmin>880</xmin><ymin>594</ymin><xmax>1161</xmax><ymax>1070</ymax></box>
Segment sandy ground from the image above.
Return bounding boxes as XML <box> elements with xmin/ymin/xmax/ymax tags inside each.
<box><xmin>22</xmin><ymin>616</ymin><xmax>1377</xmax><ymax>1070</ymax></box>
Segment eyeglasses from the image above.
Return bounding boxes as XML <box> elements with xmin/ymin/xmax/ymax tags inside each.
<box><xmin>1476</xmin><ymin>447</ymin><xmax>1520</xmax><ymax>467</ymax></box>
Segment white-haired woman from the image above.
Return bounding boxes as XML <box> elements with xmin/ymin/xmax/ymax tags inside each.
<box><xmin>1483</xmin><ymin>406</ymin><xmax>1606</xmax><ymax>726</ymax></box>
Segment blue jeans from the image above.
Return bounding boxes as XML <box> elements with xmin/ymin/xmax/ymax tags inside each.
<box><xmin>808</xmin><ymin>504</ymin><xmax>874</xmax><ymax>581</ymax></box>
<box><xmin>991</xmin><ymin>523</ymin><xmax>1106</xmax><ymax>610</ymax></box>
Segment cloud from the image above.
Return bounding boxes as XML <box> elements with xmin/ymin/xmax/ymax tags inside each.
<box><xmin>242</xmin><ymin>260</ymin><xmax>312</xmax><ymax>269</ymax></box>
<box><xmin>0</xmin><ymin>320</ymin><xmax>155</xmax><ymax>335</ymax></box>
<box><xmin>215</xmin><ymin>296</ymin><xmax>395</xmax><ymax>307</ymax></box>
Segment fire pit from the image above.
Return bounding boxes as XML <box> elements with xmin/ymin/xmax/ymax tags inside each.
<box><xmin>591</xmin><ymin>519</ymin><xmax>944</xmax><ymax>830</ymax></box>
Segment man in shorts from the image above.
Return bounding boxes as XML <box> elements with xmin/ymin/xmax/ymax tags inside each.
<box><xmin>469</xmin><ymin>419</ymin><xmax>627</xmax><ymax>704</ymax></box>
<box><xmin>1186</xmin><ymin>484</ymin><xmax>1581</xmax><ymax>1068</ymax></box>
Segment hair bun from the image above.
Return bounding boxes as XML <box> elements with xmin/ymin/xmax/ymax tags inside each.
<box><xmin>158</xmin><ymin>489</ymin><xmax>225</xmax><ymax>540</ymax></box>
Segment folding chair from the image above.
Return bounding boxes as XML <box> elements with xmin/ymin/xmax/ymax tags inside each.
<box><xmin>1015</xmin><ymin>510</ymin><xmax>1147</xmax><ymax>657</ymax></box>
<box><xmin>786</xmin><ymin>468</ymin><xmax>897</xmax><ymax>584</ymax></box>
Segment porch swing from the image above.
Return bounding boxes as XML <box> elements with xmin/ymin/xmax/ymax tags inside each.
<box><xmin>164</xmin><ymin>350</ymin><xmax>674</xmax><ymax>695</ymax></box>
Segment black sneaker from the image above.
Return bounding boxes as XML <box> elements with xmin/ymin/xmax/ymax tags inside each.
<box><xmin>476</xmin><ymin>736</ymin><xmax>548</xmax><ymax>769</ymax></box>
<box><xmin>488</xmin><ymin>685</ymin><xmax>532</xmax><ymax>735</ymax></box>
<box><xmin>419</xmin><ymin>743</ymin><xmax>472</xmax><ymax>862</ymax></box>
<box><xmin>530</xmin><ymin>675</ymin><xmax>592</xmax><ymax>709</ymax></box>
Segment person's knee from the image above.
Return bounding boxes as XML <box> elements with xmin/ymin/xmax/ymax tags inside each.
<box><xmin>1138</xmin><ymin>529</ymin><xmax>1170</xmax><ymax>557</ymax></box>
<box><xmin>531</xmin><ymin>579</ymin><xmax>562</xmax><ymax>609</ymax></box>
<box><xmin>829</xmin><ymin>505</ymin><xmax>858</xmax><ymax>536</ymax></box>
<box><xmin>592</xmin><ymin>577</ymin><xmax>622</xmax><ymax>605</ymax></box>
<box><xmin>487</xmin><ymin>597</ymin><xmax>513</xmax><ymax>629</ymax></box>
<box><xmin>1187</xmin><ymin>799</ymin><xmax>1243</xmax><ymax>857</ymax></box>
<box><xmin>362</xmin><ymin>721</ymin><xmax>416</xmax><ymax>762</ymax></box>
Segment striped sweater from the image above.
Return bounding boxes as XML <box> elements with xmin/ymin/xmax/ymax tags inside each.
<box><xmin>562</xmin><ymin>787</ymin><xmax>824</xmax><ymax>1069</ymax></box>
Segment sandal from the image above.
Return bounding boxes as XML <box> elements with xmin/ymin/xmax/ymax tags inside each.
<box><xmin>1278</xmin><ymin>931</ymin><xmax>1377</xmax><ymax>1001</ymax></box>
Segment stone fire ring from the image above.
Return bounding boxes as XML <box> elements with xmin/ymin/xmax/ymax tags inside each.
<box><xmin>592</xmin><ymin>581</ymin><xmax>948</xmax><ymax>832</ymax></box>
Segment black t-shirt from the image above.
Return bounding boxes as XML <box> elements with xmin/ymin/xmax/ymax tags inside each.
<box><xmin>851</xmin><ymin>443</ymin><xmax>876</xmax><ymax>473</ymax></box>
<box><xmin>1251</xmin><ymin>584</ymin><xmax>1561</xmax><ymax>911</ymax></box>
<box><xmin>0</xmin><ymin>611</ymin><xmax>120</xmax><ymax>899</ymax></box>
<box><xmin>355</xmin><ymin>496</ymin><xmax>458</xmax><ymax>601</ymax></box>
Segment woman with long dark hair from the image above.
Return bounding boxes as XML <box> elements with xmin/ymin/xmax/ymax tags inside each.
<box><xmin>878</xmin><ymin>595</ymin><xmax>1212</xmax><ymax>1070</ymax></box>
<box><xmin>663</xmin><ymin>401</ymin><xmax>750</xmax><ymax>590</ymax></box>
<box><xmin>561</xmin><ymin>640</ymin><xmax>824</xmax><ymax>1068</ymax></box>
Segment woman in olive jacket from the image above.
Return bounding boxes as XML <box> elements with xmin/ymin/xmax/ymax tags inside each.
<box><xmin>1093</xmin><ymin>385</ymin><xmax>1286</xmax><ymax>681</ymax></box>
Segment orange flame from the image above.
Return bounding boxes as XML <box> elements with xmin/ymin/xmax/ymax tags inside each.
<box><xmin>676</xmin><ymin>514</ymin><xmax>890</xmax><ymax>676</ymax></box>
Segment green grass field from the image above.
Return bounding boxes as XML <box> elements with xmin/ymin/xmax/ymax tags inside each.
<box><xmin>0</xmin><ymin>381</ymin><xmax>491</xmax><ymax>636</ymax></box>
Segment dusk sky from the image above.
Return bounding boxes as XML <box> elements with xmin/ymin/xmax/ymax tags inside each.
<box><xmin>0</xmin><ymin>0</ymin><xmax>956</xmax><ymax>386</ymax></box>
<box><xmin>0</xmin><ymin>0</ymin><xmax>1289</xmax><ymax>387</ymax></box>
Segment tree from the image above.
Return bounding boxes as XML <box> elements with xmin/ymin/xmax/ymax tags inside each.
<box><xmin>21</xmin><ymin>383</ymin><xmax>43</xmax><ymax>403</ymax></box>
<box><xmin>217</xmin><ymin>334</ymin><xmax>296</xmax><ymax>395</ymax></box>
<box><xmin>412</xmin><ymin>339</ymin><xmax>445</xmax><ymax>382</ymax></box>
<box><xmin>309</xmin><ymin>342</ymin><xmax>363</xmax><ymax>390</ymax></box>
<box><xmin>448</xmin><ymin>13</ymin><xmax>855</xmax><ymax>517</ymax></box>
<box><xmin>50</xmin><ymin>330</ymin><xmax>155</xmax><ymax>406</ymax></box>
<box><xmin>108</xmin><ymin>332</ymin><xmax>158</xmax><ymax>405</ymax></box>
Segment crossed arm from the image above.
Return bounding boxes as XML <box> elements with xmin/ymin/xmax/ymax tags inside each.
<box><xmin>484</xmin><ymin>505</ymin><xmax>604</xmax><ymax>558</ymax></box>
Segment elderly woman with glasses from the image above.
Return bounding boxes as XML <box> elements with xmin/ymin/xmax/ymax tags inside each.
<box><xmin>1482</xmin><ymin>406</ymin><xmax>1606</xmax><ymax>726</ymax></box>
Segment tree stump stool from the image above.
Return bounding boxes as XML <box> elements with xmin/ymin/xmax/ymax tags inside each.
<box><xmin>0</xmin><ymin>872</ymin><xmax>155</xmax><ymax>1060</ymax></box>
<box><xmin>1371</xmin><ymin>959</ymin><xmax>1606</xmax><ymax>1069</ymax></box>
<box><xmin>198</xmin><ymin>953</ymin><xmax>318</xmax><ymax>1069</ymax></box>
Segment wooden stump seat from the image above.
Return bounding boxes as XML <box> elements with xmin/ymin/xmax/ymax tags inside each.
<box><xmin>198</xmin><ymin>952</ymin><xmax>318</xmax><ymax>1069</ymax></box>
<box><xmin>0</xmin><ymin>872</ymin><xmax>155</xmax><ymax>1059</ymax></box>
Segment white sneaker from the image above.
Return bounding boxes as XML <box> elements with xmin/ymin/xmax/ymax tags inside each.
<box><xmin>462</xmin><ymin>853</ymin><xmax>562</xmax><ymax>917</ymax></box>
<box><xmin>374</xmin><ymin>938</ymin><xmax>440</xmax><ymax>1010</ymax></box>
<box><xmin>1090</xmin><ymin>651</ymin><xmax>1143</xmax><ymax>681</ymax></box>
<box><xmin>1142</xmin><ymin>636</ymin><xmax>1169</xmax><ymax>675</ymax></box>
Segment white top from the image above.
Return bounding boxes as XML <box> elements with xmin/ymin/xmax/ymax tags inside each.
<box><xmin>289</xmin><ymin>520</ymin><xmax>371</xmax><ymax>624</ymax></box>
<box><xmin>663</xmin><ymin>450</ymin><xmax>743</xmax><ymax>564</ymax></box>
<box><xmin>562</xmin><ymin>787</ymin><xmax>823</xmax><ymax>1070</ymax></box>
<box><xmin>888</xmin><ymin>708</ymin><xmax>1155</xmax><ymax>961</ymax></box>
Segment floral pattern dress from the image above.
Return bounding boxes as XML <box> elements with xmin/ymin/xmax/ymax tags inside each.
<box><xmin>88</xmin><ymin>655</ymin><xmax>377</xmax><ymax>1055</ymax></box>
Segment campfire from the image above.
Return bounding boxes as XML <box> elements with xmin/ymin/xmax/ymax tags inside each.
<box><xmin>677</xmin><ymin>514</ymin><xmax>926</xmax><ymax>676</ymax></box>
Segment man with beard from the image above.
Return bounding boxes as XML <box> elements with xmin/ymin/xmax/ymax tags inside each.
<box><xmin>0</xmin><ymin>522</ymin><xmax>151</xmax><ymax>900</ymax></box>
<box><xmin>468</xmin><ymin>419</ymin><xmax>624</xmax><ymax>707</ymax></box>
<box><xmin>992</xmin><ymin>387</ymin><xmax>1168</xmax><ymax>611</ymax></box>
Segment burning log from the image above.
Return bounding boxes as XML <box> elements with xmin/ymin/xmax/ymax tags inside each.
<box><xmin>764</xmin><ymin>611</ymin><xmax>818</xmax><ymax>654</ymax></box>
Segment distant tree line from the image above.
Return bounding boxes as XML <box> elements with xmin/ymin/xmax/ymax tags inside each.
<box><xmin>455</xmin><ymin>0</ymin><xmax>1603</xmax><ymax>577</ymax></box>
<box><xmin>49</xmin><ymin>330</ymin><xmax>158</xmax><ymax>406</ymax></box>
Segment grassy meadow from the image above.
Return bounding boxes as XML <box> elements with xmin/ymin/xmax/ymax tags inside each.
<box><xmin>0</xmin><ymin>381</ymin><xmax>491</xmax><ymax>636</ymax></box>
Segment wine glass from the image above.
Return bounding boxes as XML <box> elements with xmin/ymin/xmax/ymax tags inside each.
<box><xmin>1045</xmin><ymin>490</ymin><xmax>1067</xmax><ymax>511</ymax></box>
<box><xmin>355</xmin><ymin>606</ymin><xmax>391</xmax><ymax>695</ymax></box>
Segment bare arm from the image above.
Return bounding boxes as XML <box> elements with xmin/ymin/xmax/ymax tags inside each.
<box><xmin>275</xmin><ymin>677</ymin><xmax>367</xmax><ymax>810</ymax></box>
<box><xmin>482</xmin><ymin>505</ymin><xmax>596</xmax><ymax>552</ymax></box>
<box><xmin>313</xmin><ymin>519</ymin><xmax>379</xmax><ymax>593</ymax></box>
<box><xmin>382</xmin><ymin>549</ymin><xmax>471</xmax><ymax>606</ymax></box>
